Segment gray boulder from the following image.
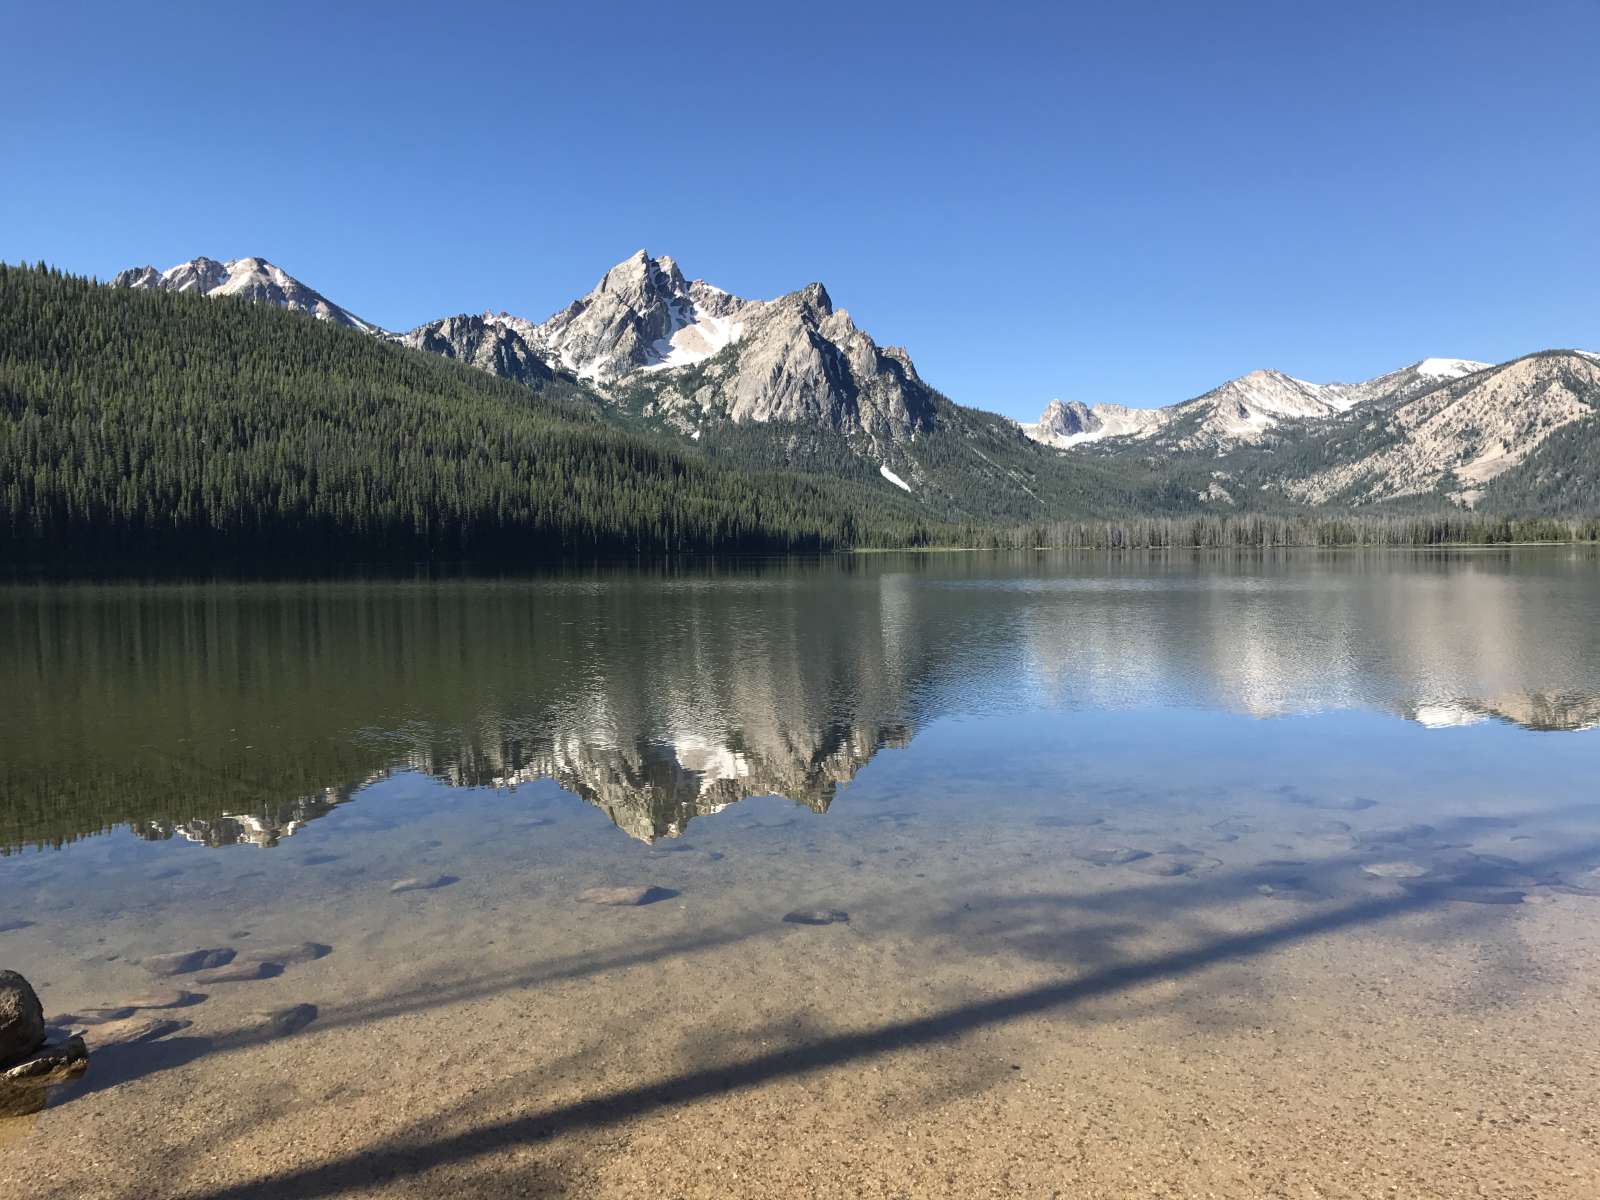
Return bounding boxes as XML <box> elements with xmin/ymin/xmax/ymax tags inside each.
<box><xmin>0</xmin><ymin>970</ymin><xmax>45</xmax><ymax>1065</ymax></box>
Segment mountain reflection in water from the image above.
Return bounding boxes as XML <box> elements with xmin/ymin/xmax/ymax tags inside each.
<box><xmin>3</xmin><ymin>549</ymin><xmax>1598</xmax><ymax>851</ymax></box>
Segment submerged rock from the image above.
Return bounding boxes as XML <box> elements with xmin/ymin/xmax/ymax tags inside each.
<box><xmin>192</xmin><ymin>961</ymin><xmax>281</xmax><ymax>985</ymax></box>
<box><xmin>783</xmin><ymin>909</ymin><xmax>850</xmax><ymax>926</ymax></box>
<box><xmin>88</xmin><ymin>1016</ymin><xmax>189</xmax><ymax>1046</ymax></box>
<box><xmin>1362</xmin><ymin>861</ymin><xmax>1431</xmax><ymax>879</ymax></box>
<box><xmin>576</xmin><ymin>885</ymin><xmax>676</xmax><ymax>907</ymax></box>
<box><xmin>1073</xmin><ymin>846</ymin><xmax>1151</xmax><ymax>867</ymax></box>
<box><xmin>143</xmin><ymin>948</ymin><xmax>235</xmax><ymax>977</ymax></box>
<box><xmin>0</xmin><ymin>971</ymin><xmax>46</xmax><ymax>1065</ymax></box>
<box><xmin>1130</xmin><ymin>855</ymin><xmax>1202</xmax><ymax>877</ymax></box>
<box><xmin>1304</xmin><ymin>820</ymin><xmax>1352</xmax><ymax>835</ymax></box>
<box><xmin>0</xmin><ymin>920</ymin><xmax>34</xmax><ymax>934</ymax></box>
<box><xmin>251</xmin><ymin>1004</ymin><xmax>318</xmax><ymax>1039</ymax></box>
<box><xmin>389</xmin><ymin>874</ymin><xmax>458</xmax><ymax>894</ymax></box>
<box><xmin>116</xmin><ymin>989</ymin><xmax>199</xmax><ymax>1010</ymax></box>
<box><xmin>45</xmin><ymin>1006</ymin><xmax>135</xmax><ymax>1027</ymax></box>
<box><xmin>238</xmin><ymin>943</ymin><xmax>330</xmax><ymax>967</ymax></box>
<box><xmin>1296</xmin><ymin>795</ymin><xmax>1378</xmax><ymax>812</ymax></box>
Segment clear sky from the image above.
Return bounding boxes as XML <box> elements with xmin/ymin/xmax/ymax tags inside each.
<box><xmin>4</xmin><ymin>0</ymin><xmax>1596</xmax><ymax>419</ymax></box>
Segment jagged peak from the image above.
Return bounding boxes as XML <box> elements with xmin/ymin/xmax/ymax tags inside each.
<box><xmin>770</xmin><ymin>281</ymin><xmax>833</xmax><ymax>320</ymax></box>
<box><xmin>881</xmin><ymin>345</ymin><xmax>919</xmax><ymax>381</ymax></box>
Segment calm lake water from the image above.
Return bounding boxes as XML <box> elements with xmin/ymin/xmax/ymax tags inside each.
<box><xmin>4</xmin><ymin>550</ymin><xmax>1600</xmax><ymax>1198</ymax></box>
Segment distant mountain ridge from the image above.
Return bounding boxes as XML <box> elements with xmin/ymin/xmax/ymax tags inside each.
<box><xmin>1020</xmin><ymin>358</ymin><xmax>1492</xmax><ymax>451</ymax></box>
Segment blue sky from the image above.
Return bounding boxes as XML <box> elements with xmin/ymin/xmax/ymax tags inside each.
<box><xmin>4</xmin><ymin>0</ymin><xmax>1596</xmax><ymax>419</ymax></box>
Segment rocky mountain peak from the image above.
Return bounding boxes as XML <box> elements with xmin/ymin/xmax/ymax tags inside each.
<box><xmin>532</xmin><ymin>250</ymin><xmax>706</xmax><ymax>383</ymax></box>
<box><xmin>113</xmin><ymin>255</ymin><xmax>380</xmax><ymax>333</ymax></box>
<box><xmin>401</xmin><ymin>313</ymin><xmax>554</xmax><ymax>388</ymax></box>
<box><xmin>881</xmin><ymin>346</ymin><xmax>919</xmax><ymax>382</ymax></box>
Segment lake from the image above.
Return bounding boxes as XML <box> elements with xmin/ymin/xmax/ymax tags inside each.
<box><xmin>4</xmin><ymin>549</ymin><xmax>1600</xmax><ymax>1198</ymax></box>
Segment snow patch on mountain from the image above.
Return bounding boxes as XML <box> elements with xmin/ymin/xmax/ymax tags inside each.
<box><xmin>879</xmin><ymin>464</ymin><xmax>912</xmax><ymax>491</ymax></box>
<box><xmin>643</xmin><ymin>309</ymin><xmax>749</xmax><ymax>371</ymax></box>
<box><xmin>1415</xmin><ymin>357</ymin><xmax>1492</xmax><ymax>379</ymax></box>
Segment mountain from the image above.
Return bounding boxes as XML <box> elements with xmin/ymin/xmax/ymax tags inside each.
<box><xmin>514</xmin><ymin>250</ymin><xmax>749</xmax><ymax>383</ymax></box>
<box><xmin>400</xmin><ymin>314</ymin><xmax>555</xmax><ymax>389</ymax></box>
<box><xmin>117</xmin><ymin>249</ymin><xmax>939</xmax><ymax>453</ymax></box>
<box><xmin>94</xmin><ymin>250</ymin><xmax>1600</xmax><ymax>519</ymax></box>
<box><xmin>1020</xmin><ymin>359</ymin><xmax>1492</xmax><ymax>452</ymax></box>
<box><xmin>113</xmin><ymin>256</ymin><xmax>384</xmax><ymax>334</ymax></box>
<box><xmin>1275</xmin><ymin>352</ymin><xmax>1600</xmax><ymax>506</ymax></box>
<box><xmin>1</xmin><ymin>263</ymin><xmax>943</xmax><ymax>566</ymax></box>
<box><xmin>489</xmin><ymin>250</ymin><xmax>935</xmax><ymax>449</ymax></box>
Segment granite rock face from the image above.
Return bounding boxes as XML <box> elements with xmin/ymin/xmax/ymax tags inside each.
<box><xmin>401</xmin><ymin>314</ymin><xmax>555</xmax><ymax>388</ymax></box>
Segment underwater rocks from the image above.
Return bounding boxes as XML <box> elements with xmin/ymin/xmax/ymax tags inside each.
<box><xmin>390</xmin><ymin>874</ymin><xmax>458</xmax><ymax>893</ymax></box>
<box><xmin>783</xmin><ymin>909</ymin><xmax>850</xmax><ymax>925</ymax></box>
<box><xmin>192</xmin><ymin>961</ymin><xmax>281</xmax><ymax>985</ymax></box>
<box><xmin>250</xmin><ymin>1004</ymin><xmax>318</xmax><ymax>1039</ymax></box>
<box><xmin>576</xmin><ymin>885</ymin><xmax>676</xmax><ymax>907</ymax></box>
<box><xmin>83</xmin><ymin>1016</ymin><xmax>189</xmax><ymax>1046</ymax></box>
<box><xmin>115</xmin><ymin>989</ymin><xmax>199</xmax><ymax>1010</ymax></box>
<box><xmin>1129</xmin><ymin>851</ymin><xmax>1222</xmax><ymax>877</ymax></box>
<box><xmin>1362</xmin><ymin>861</ymin><xmax>1432</xmax><ymax>879</ymax></box>
<box><xmin>237</xmin><ymin>943</ymin><xmax>330</xmax><ymax>967</ymax></box>
<box><xmin>143</xmin><ymin>948</ymin><xmax>236</xmax><ymax>977</ymax></box>
<box><xmin>1073</xmin><ymin>846</ymin><xmax>1151</xmax><ymax>867</ymax></box>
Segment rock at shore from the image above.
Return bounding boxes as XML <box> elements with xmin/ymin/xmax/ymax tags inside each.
<box><xmin>0</xmin><ymin>971</ymin><xmax>46</xmax><ymax>1065</ymax></box>
<box><xmin>1</xmin><ymin>1035</ymin><xmax>88</xmax><ymax>1117</ymax></box>
<box><xmin>2</xmin><ymin>974</ymin><xmax>88</xmax><ymax>1118</ymax></box>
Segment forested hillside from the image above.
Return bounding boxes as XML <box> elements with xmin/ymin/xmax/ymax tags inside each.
<box><xmin>0</xmin><ymin>264</ymin><xmax>952</xmax><ymax>562</ymax></box>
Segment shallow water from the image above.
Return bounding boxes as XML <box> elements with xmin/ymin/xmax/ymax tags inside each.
<box><xmin>3</xmin><ymin>550</ymin><xmax>1600</xmax><ymax>1198</ymax></box>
